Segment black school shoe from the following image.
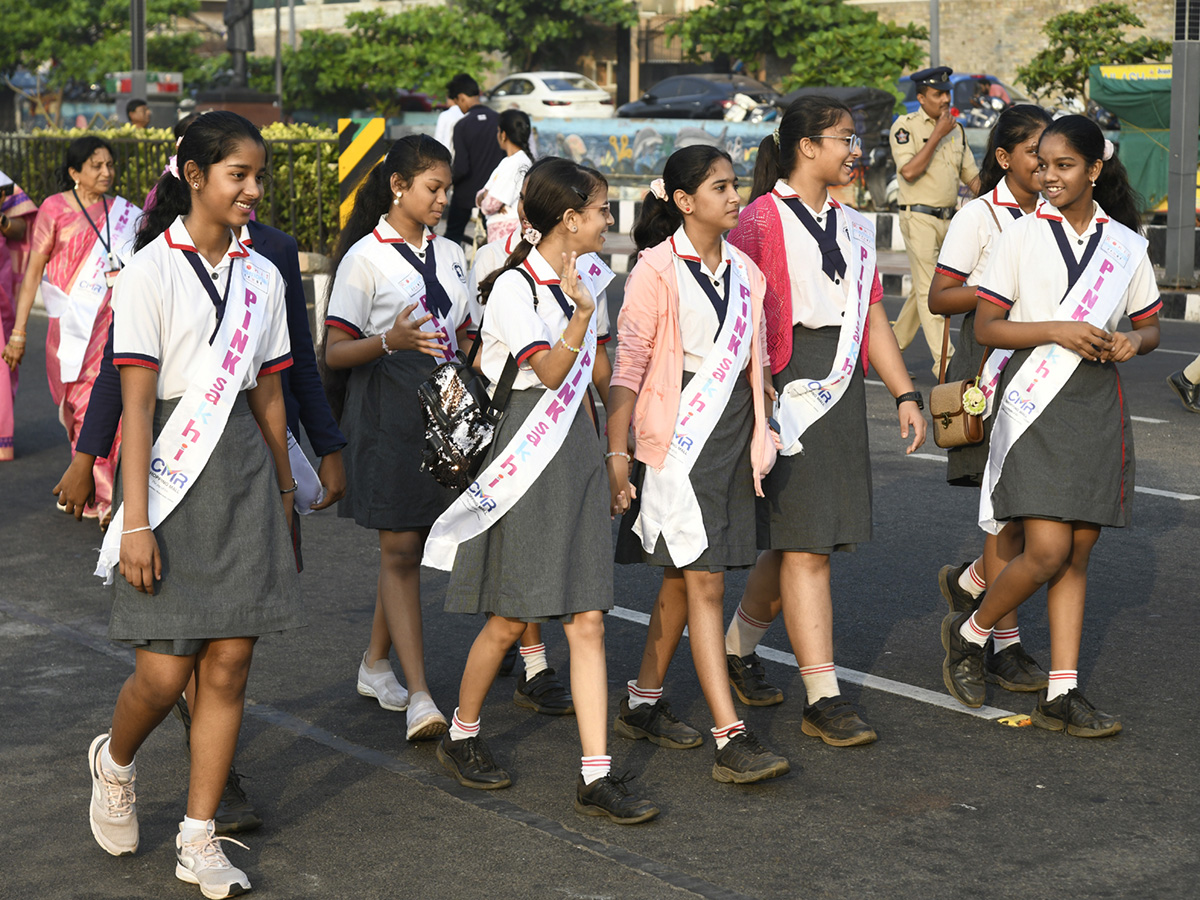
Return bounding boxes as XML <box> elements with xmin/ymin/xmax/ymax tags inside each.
<box><xmin>1167</xmin><ymin>370</ymin><xmax>1200</xmax><ymax>413</ymax></box>
<box><xmin>712</xmin><ymin>729</ymin><xmax>790</xmax><ymax>783</ymax></box>
<box><xmin>727</xmin><ymin>653</ymin><xmax>784</xmax><ymax>706</ymax></box>
<box><xmin>513</xmin><ymin>667</ymin><xmax>575</xmax><ymax>716</ymax></box>
<box><xmin>800</xmin><ymin>696</ymin><xmax>878</xmax><ymax>746</ymax></box>
<box><xmin>613</xmin><ymin>697</ymin><xmax>703</xmax><ymax>749</ymax></box>
<box><xmin>985</xmin><ymin>643</ymin><xmax>1049</xmax><ymax>692</ymax></box>
<box><xmin>941</xmin><ymin>611</ymin><xmax>987</xmax><ymax>708</ymax></box>
<box><xmin>574</xmin><ymin>773</ymin><xmax>659</xmax><ymax>824</ymax></box>
<box><xmin>938</xmin><ymin>562</ymin><xmax>981</xmax><ymax>615</ymax></box>
<box><xmin>436</xmin><ymin>734</ymin><xmax>512</xmax><ymax>789</ymax></box>
<box><xmin>1030</xmin><ymin>688</ymin><xmax>1122</xmax><ymax>738</ymax></box>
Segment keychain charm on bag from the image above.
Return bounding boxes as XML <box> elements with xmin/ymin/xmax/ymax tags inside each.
<box><xmin>929</xmin><ymin>316</ymin><xmax>987</xmax><ymax>449</ymax></box>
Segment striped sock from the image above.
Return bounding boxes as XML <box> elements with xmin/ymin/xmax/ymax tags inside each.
<box><xmin>958</xmin><ymin>559</ymin><xmax>987</xmax><ymax>599</ymax></box>
<box><xmin>726</xmin><ymin>603</ymin><xmax>772</xmax><ymax>657</ymax></box>
<box><xmin>519</xmin><ymin>643</ymin><xmax>548</xmax><ymax>678</ymax></box>
<box><xmin>958</xmin><ymin>612</ymin><xmax>991</xmax><ymax>647</ymax></box>
<box><xmin>581</xmin><ymin>755</ymin><xmax>611</xmax><ymax>785</ymax></box>
<box><xmin>449</xmin><ymin>709</ymin><xmax>480</xmax><ymax>742</ymax></box>
<box><xmin>711</xmin><ymin>720</ymin><xmax>746</xmax><ymax>749</ymax></box>
<box><xmin>1047</xmin><ymin>670</ymin><xmax>1078</xmax><ymax>701</ymax></box>
<box><xmin>799</xmin><ymin>663</ymin><xmax>838</xmax><ymax>704</ymax></box>
<box><xmin>627</xmin><ymin>680</ymin><xmax>662</xmax><ymax>709</ymax></box>
<box><xmin>991</xmin><ymin>626</ymin><xmax>1021</xmax><ymax>652</ymax></box>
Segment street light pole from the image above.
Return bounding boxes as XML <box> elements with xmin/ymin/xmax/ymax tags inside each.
<box><xmin>1165</xmin><ymin>0</ymin><xmax>1199</xmax><ymax>285</ymax></box>
<box><xmin>130</xmin><ymin>0</ymin><xmax>147</xmax><ymax>104</ymax></box>
<box><xmin>929</xmin><ymin>0</ymin><xmax>940</xmax><ymax>67</ymax></box>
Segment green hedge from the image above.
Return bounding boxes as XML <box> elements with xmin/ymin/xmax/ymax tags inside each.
<box><xmin>0</xmin><ymin>123</ymin><xmax>338</xmax><ymax>254</ymax></box>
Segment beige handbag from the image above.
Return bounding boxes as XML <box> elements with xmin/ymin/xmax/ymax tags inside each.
<box><xmin>930</xmin><ymin>320</ymin><xmax>986</xmax><ymax>448</ymax></box>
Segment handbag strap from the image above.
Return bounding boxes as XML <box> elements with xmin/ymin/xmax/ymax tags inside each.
<box><xmin>939</xmin><ymin>200</ymin><xmax>1006</xmax><ymax>386</ymax></box>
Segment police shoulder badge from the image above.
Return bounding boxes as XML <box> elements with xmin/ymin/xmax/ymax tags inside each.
<box><xmin>895</xmin><ymin>128</ymin><xmax>910</xmax><ymax>145</ymax></box>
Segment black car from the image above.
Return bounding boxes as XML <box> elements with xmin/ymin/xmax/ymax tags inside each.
<box><xmin>618</xmin><ymin>74</ymin><xmax>780</xmax><ymax>119</ymax></box>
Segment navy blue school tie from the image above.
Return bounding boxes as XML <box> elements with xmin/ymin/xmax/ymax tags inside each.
<box><xmin>780</xmin><ymin>197</ymin><xmax>846</xmax><ymax>283</ymax></box>
<box><xmin>393</xmin><ymin>240</ymin><xmax>454</xmax><ymax>320</ymax></box>
<box><xmin>681</xmin><ymin>258</ymin><xmax>731</xmax><ymax>339</ymax></box>
<box><xmin>1048</xmin><ymin>220</ymin><xmax>1104</xmax><ymax>300</ymax></box>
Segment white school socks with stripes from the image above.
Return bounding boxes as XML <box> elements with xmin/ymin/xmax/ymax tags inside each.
<box><xmin>959</xmin><ymin>612</ymin><xmax>992</xmax><ymax>647</ymax></box>
<box><xmin>799</xmin><ymin>663</ymin><xmax>838</xmax><ymax>703</ymax></box>
<box><xmin>726</xmin><ymin>603</ymin><xmax>772</xmax><ymax>657</ymax></box>
<box><xmin>449</xmin><ymin>709</ymin><xmax>480</xmax><ymax>742</ymax></box>
<box><xmin>991</xmin><ymin>626</ymin><xmax>1022</xmax><ymax>652</ymax></box>
<box><xmin>581</xmin><ymin>755</ymin><xmax>611</xmax><ymax>785</ymax></box>
<box><xmin>627</xmin><ymin>680</ymin><xmax>662</xmax><ymax>709</ymax></box>
<box><xmin>958</xmin><ymin>559</ymin><xmax>987</xmax><ymax>599</ymax></box>
<box><xmin>519</xmin><ymin>642</ymin><xmax>548</xmax><ymax>678</ymax></box>
<box><xmin>1046</xmin><ymin>670</ymin><xmax>1078</xmax><ymax>701</ymax></box>
<box><xmin>711</xmin><ymin>720</ymin><xmax>746</xmax><ymax>749</ymax></box>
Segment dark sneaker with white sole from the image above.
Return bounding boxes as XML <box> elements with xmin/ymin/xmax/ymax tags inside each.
<box><xmin>711</xmin><ymin>729</ymin><xmax>790</xmax><ymax>783</ymax></box>
<box><xmin>985</xmin><ymin>643</ymin><xmax>1048</xmax><ymax>693</ymax></box>
<box><xmin>727</xmin><ymin>653</ymin><xmax>784</xmax><ymax>706</ymax></box>
<box><xmin>436</xmin><ymin>734</ymin><xmax>512</xmax><ymax>789</ymax></box>
<box><xmin>614</xmin><ymin>697</ymin><xmax>703</xmax><ymax>749</ymax></box>
<box><xmin>574</xmin><ymin>773</ymin><xmax>659</xmax><ymax>824</ymax></box>
<box><xmin>801</xmin><ymin>696</ymin><xmax>877</xmax><ymax>746</ymax></box>
<box><xmin>513</xmin><ymin>667</ymin><xmax>574</xmax><ymax>716</ymax></box>
<box><xmin>214</xmin><ymin>768</ymin><xmax>262</xmax><ymax>835</ymax></box>
<box><xmin>941</xmin><ymin>611</ymin><xmax>987</xmax><ymax>708</ymax></box>
<box><xmin>1030</xmin><ymin>688</ymin><xmax>1122</xmax><ymax>738</ymax></box>
<box><xmin>938</xmin><ymin>562</ymin><xmax>981</xmax><ymax>615</ymax></box>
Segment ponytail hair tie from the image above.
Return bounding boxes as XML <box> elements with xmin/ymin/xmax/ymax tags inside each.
<box><xmin>772</xmin><ymin>129</ymin><xmax>781</xmax><ymax>147</ymax></box>
<box><xmin>522</xmin><ymin>225</ymin><xmax>542</xmax><ymax>246</ymax></box>
<box><xmin>175</xmin><ymin>135</ymin><xmax>185</xmax><ymax>150</ymax></box>
<box><xmin>1102</xmin><ymin>138</ymin><xmax>1114</xmax><ymax>161</ymax></box>
<box><xmin>166</xmin><ymin>154</ymin><xmax>180</xmax><ymax>180</ymax></box>
<box><xmin>649</xmin><ymin>178</ymin><xmax>667</xmax><ymax>201</ymax></box>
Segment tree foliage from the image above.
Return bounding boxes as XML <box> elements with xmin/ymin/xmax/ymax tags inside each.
<box><xmin>1016</xmin><ymin>3</ymin><xmax>1172</xmax><ymax>102</ymax></box>
<box><xmin>460</xmin><ymin>0</ymin><xmax>637</xmax><ymax>72</ymax></box>
<box><xmin>668</xmin><ymin>0</ymin><xmax>926</xmax><ymax>99</ymax></box>
<box><xmin>283</xmin><ymin>7</ymin><xmax>504</xmax><ymax>116</ymax></box>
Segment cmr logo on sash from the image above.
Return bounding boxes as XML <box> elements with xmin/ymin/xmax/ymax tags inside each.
<box><xmin>150</xmin><ymin>457</ymin><xmax>189</xmax><ymax>488</ymax></box>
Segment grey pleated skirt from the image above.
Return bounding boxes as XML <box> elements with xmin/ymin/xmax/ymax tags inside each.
<box><xmin>615</xmin><ymin>371</ymin><xmax>757</xmax><ymax>571</ymax></box>
<box><xmin>443</xmin><ymin>387</ymin><xmax>613</xmax><ymax>620</ymax></box>
<box><xmin>945</xmin><ymin>310</ymin><xmax>992</xmax><ymax>488</ymax></box>
<box><xmin>339</xmin><ymin>349</ymin><xmax>459</xmax><ymax>531</ymax></box>
<box><xmin>757</xmin><ymin>324</ymin><xmax>872</xmax><ymax>553</ymax></box>
<box><xmin>109</xmin><ymin>394</ymin><xmax>304</xmax><ymax>653</ymax></box>
<box><xmin>989</xmin><ymin>348</ymin><xmax>1134</xmax><ymax>528</ymax></box>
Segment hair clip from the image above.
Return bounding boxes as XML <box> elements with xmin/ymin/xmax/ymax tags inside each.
<box><xmin>166</xmin><ymin>155</ymin><xmax>180</xmax><ymax>180</ymax></box>
<box><xmin>175</xmin><ymin>135</ymin><xmax>185</xmax><ymax>150</ymax></box>
<box><xmin>649</xmin><ymin>178</ymin><xmax>667</xmax><ymax>201</ymax></box>
<box><xmin>772</xmin><ymin>129</ymin><xmax>781</xmax><ymax>147</ymax></box>
<box><xmin>1102</xmin><ymin>138</ymin><xmax>1114</xmax><ymax>161</ymax></box>
<box><xmin>523</xmin><ymin>225</ymin><xmax>542</xmax><ymax>246</ymax></box>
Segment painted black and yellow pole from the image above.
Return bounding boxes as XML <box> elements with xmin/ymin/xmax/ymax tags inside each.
<box><xmin>338</xmin><ymin>117</ymin><xmax>388</xmax><ymax>226</ymax></box>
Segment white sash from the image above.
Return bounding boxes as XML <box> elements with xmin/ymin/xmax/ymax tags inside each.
<box><xmin>44</xmin><ymin>197</ymin><xmax>139</xmax><ymax>383</ymax></box>
<box><xmin>359</xmin><ymin>235</ymin><xmax>458</xmax><ymax>361</ymax></box>
<box><xmin>633</xmin><ymin>251</ymin><xmax>754</xmax><ymax>566</ymax></box>
<box><xmin>978</xmin><ymin>220</ymin><xmax>1147</xmax><ymax>534</ymax></box>
<box><xmin>95</xmin><ymin>255</ymin><xmax>273</xmax><ymax>583</ymax></box>
<box><xmin>423</xmin><ymin>320</ymin><xmax>598</xmax><ymax>572</ymax></box>
<box><xmin>773</xmin><ymin>206</ymin><xmax>875</xmax><ymax>456</ymax></box>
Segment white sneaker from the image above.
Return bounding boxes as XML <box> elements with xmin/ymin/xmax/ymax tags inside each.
<box><xmin>405</xmin><ymin>691</ymin><xmax>448</xmax><ymax>740</ymax></box>
<box><xmin>175</xmin><ymin>820</ymin><xmax>252</xmax><ymax>899</ymax></box>
<box><xmin>356</xmin><ymin>653</ymin><xmax>409</xmax><ymax>711</ymax></box>
<box><xmin>88</xmin><ymin>732</ymin><xmax>138</xmax><ymax>856</ymax></box>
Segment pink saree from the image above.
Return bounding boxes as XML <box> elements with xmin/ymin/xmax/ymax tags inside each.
<box><xmin>31</xmin><ymin>193</ymin><xmax>136</xmax><ymax>513</ymax></box>
<box><xmin>0</xmin><ymin>181</ymin><xmax>37</xmax><ymax>461</ymax></box>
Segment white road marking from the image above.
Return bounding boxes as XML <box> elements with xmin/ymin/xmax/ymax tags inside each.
<box><xmin>1155</xmin><ymin>348</ymin><xmax>1199</xmax><ymax>356</ymax></box>
<box><xmin>908</xmin><ymin>452</ymin><xmax>947</xmax><ymax>462</ymax></box>
<box><xmin>607</xmin><ymin>605</ymin><xmax>1016</xmax><ymax>720</ymax></box>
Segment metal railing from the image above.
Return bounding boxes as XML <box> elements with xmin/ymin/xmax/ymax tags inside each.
<box><xmin>0</xmin><ymin>134</ymin><xmax>339</xmax><ymax>254</ymax></box>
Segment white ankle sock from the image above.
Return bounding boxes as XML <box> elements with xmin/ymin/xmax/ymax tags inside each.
<box><xmin>581</xmin><ymin>755</ymin><xmax>611</xmax><ymax>785</ymax></box>
<box><xmin>991</xmin><ymin>626</ymin><xmax>1021</xmax><ymax>652</ymax></box>
<box><xmin>627</xmin><ymin>680</ymin><xmax>662</xmax><ymax>709</ymax></box>
<box><xmin>711</xmin><ymin>720</ymin><xmax>746</xmax><ymax>749</ymax></box>
<box><xmin>1184</xmin><ymin>357</ymin><xmax>1200</xmax><ymax>383</ymax></box>
<box><xmin>958</xmin><ymin>559</ymin><xmax>987</xmax><ymax>599</ymax></box>
<box><xmin>959</xmin><ymin>612</ymin><xmax>991</xmax><ymax>647</ymax></box>
<box><xmin>1046</xmin><ymin>670</ymin><xmax>1077</xmax><ymax>701</ymax></box>
<box><xmin>180</xmin><ymin>816</ymin><xmax>211</xmax><ymax>841</ymax></box>
<box><xmin>449</xmin><ymin>708</ymin><xmax>480</xmax><ymax>742</ymax></box>
<box><xmin>100</xmin><ymin>742</ymin><xmax>135</xmax><ymax>782</ymax></box>
<box><xmin>725</xmin><ymin>603</ymin><xmax>772</xmax><ymax>657</ymax></box>
<box><xmin>799</xmin><ymin>663</ymin><xmax>838</xmax><ymax>703</ymax></box>
<box><xmin>519</xmin><ymin>643</ymin><xmax>548</xmax><ymax>678</ymax></box>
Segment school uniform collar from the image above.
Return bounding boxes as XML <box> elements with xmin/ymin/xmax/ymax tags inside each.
<box><xmin>992</xmin><ymin>177</ymin><xmax>1023</xmax><ymax>210</ymax></box>
<box><xmin>164</xmin><ymin>216</ymin><xmax>249</xmax><ymax>267</ymax></box>
<box><xmin>372</xmin><ymin>215</ymin><xmax>432</xmax><ymax>252</ymax></box>
<box><xmin>669</xmin><ymin>226</ymin><xmax>728</xmax><ymax>280</ymax></box>
<box><xmin>771</xmin><ymin>180</ymin><xmax>837</xmax><ymax>219</ymax></box>
<box><xmin>522</xmin><ymin>247</ymin><xmax>561</xmax><ymax>285</ymax></box>
<box><xmin>1035</xmin><ymin>199</ymin><xmax>1109</xmax><ymax>238</ymax></box>
<box><xmin>504</xmin><ymin>229</ymin><xmax>520</xmax><ymax>254</ymax></box>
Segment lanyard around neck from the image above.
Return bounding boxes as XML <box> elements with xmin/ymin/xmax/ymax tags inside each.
<box><xmin>73</xmin><ymin>188</ymin><xmax>112</xmax><ymax>255</ymax></box>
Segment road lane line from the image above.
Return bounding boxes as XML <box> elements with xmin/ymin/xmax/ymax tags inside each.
<box><xmin>1131</xmin><ymin>416</ymin><xmax>1168</xmax><ymax>423</ymax></box>
<box><xmin>908</xmin><ymin>452</ymin><xmax>947</xmax><ymax>462</ymax></box>
<box><xmin>608</xmin><ymin>606</ymin><xmax>1016</xmax><ymax>720</ymax></box>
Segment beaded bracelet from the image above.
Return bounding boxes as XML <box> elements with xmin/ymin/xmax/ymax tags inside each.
<box><xmin>604</xmin><ymin>451</ymin><xmax>632</xmax><ymax>462</ymax></box>
<box><xmin>122</xmin><ymin>525</ymin><xmax>153</xmax><ymax>536</ymax></box>
<box><xmin>380</xmin><ymin>333</ymin><xmax>395</xmax><ymax>355</ymax></box>
<box><xmin>559</xmin><ymin>334</ymin><xmax>582</xmax><ymax>354</ymax></box>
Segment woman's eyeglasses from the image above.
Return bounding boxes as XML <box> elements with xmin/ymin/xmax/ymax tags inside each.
<box><xmin>807</xmin><ymin>134</ymin><xmax>863</xmax><ymax>153</ymax></box>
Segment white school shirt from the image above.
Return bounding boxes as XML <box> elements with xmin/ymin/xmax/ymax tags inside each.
<box><xmin>977</xmin><ymin>201</ymin><xmax>1161</xmax><ymax>331</ymax></box>
<box><xmin>770</xmin><ymin>180</ymin><xmax>854</xmax><ymax>328</ymax></box>
<box><xmin>936</xmin><ymin>176</ymin><xmax>1027</xmax><ymax>285</ymax></box>
<box><xmin>667</xmin><ymin>227</ymin><xmax>746</xmax><ymax>373</ymax></box>
<box><xmin>434</xmin><ymin>106</ymin><xmax>465</xmax><ymax>156</ymax></box>
<box><xmin>326</xmin><ymin>216</ymin><xmax>471</xmax><ymax>341</ymax></box>
<box><xmin>480</xmin><ymin>247</ymin><xmax>610</xmax><ymax>392</ymax></box>
<box><xmin>480</xmin><ymin>150</ymin><xmax>531</xmax><ymax>211</ymax></box>
<box><xmin>111</xmin><ymin>217</ymin><xmax>292</xmax><ymax>400</ymax></box>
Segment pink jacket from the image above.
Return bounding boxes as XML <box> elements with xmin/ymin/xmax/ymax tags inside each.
<box><xmin>729</xmin><ymin>195</ymin><xmax>881</xmax><ymax>375</ymax></box>
<box><xmin>610</xmin><ymin>240</ymin><xmax>775</xmax><ymax>494</ymax></box>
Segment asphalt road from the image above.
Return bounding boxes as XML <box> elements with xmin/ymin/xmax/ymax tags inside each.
<box><xmin>2</xmin><ymin>302</ymin><xmax>1198</xmax><ymax>900</ymax></box>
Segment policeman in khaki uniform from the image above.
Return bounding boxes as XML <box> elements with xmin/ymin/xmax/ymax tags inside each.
<box><xmin>890</xmin><ymin>66</ymin><xmax>980</xmax><ymax>375</ymax></box>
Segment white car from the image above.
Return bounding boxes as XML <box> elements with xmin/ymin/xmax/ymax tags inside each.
<box><xmin>486</xmin><ymin>71</ymin><xmax>615</xmax><ymax>118</ymax></box>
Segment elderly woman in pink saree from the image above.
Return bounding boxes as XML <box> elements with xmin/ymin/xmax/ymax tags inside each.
<box><xmin>0</xmin><ymin>175</ymin><xmax>38</xmax><ymax>461</ymax></box>
<box><xmin>2</xmin><ymin>138</ymin><xmax>140</xmax><ymax>521</ymax></box>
